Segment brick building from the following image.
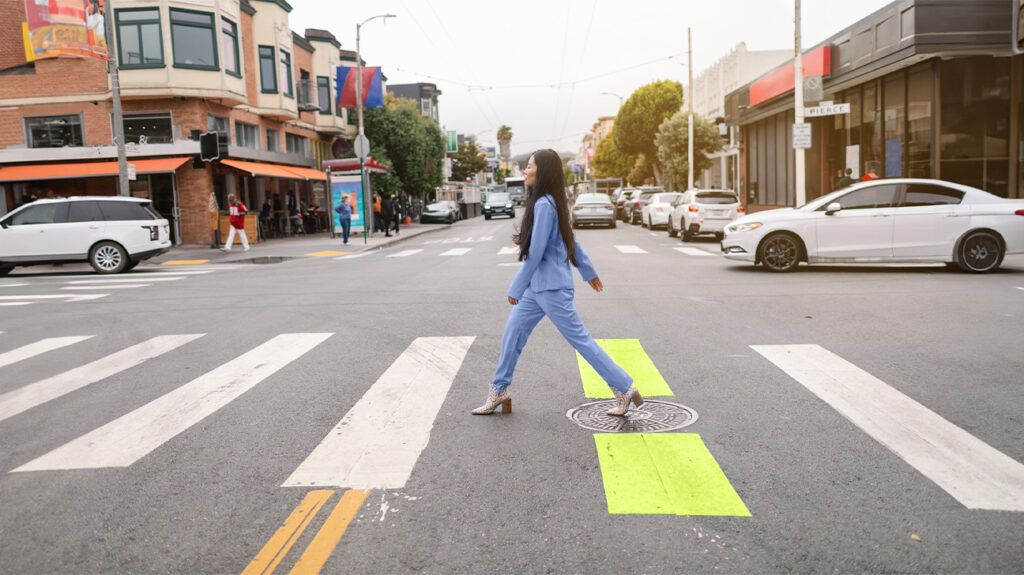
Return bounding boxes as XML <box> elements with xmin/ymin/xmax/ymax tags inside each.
<box><xmin>0</xmin><ymin>0</ymin><xmax>357</xmax><ymax>245</ymax></box>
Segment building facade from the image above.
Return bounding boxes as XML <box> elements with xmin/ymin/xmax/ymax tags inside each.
<box><xmin>725</xmin><ymin>0</ymin><xmax>1023</xmax><ymax>212</ymax></box>
<box><xmin>0</xmin><ymin>0</ymin><xmax>360</xmax><ymax>245</ymax></box>
<box><xmin>387</xmin><ymin>82</ymin><xmax>441</xmax><ymax>124</ymax></box>
<box><xmin>687</xmin><ymin>43</ymin><xmax>791</xmax><ymax>191</ymax></box>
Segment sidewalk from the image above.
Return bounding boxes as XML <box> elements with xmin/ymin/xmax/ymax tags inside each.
<box><xmin>150</xmin><ymin>221</ymin><xmax>451</xmax><ymax>265</ymax></box>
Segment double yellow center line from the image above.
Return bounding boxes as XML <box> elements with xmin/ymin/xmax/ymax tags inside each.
<box><xmin>242</xmin><ymin>489</ymin><xmax>369</xmax><ymax>575</ymax></box>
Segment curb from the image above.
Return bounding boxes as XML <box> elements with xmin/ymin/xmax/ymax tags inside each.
<box><xmin>351</xmin><ymin>223</ymin><xmax>450</xmax><ymax>254</ymax></box>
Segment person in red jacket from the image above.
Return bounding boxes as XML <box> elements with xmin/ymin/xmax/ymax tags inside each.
<box><xmin>223</xmin><ymin>193</ymin><xmax>250</xmax><ymax>252</ymax></box>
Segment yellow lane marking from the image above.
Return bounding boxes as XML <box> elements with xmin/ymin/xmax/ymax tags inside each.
<box><xmin>241</xmin><ymin>490</ymin><xmax>334</xmax><ymax>575</ymax></box>
<box><xmin>289</xmin><ymin>489</ymin><xmax>370</xmax><ymax>575</ymax></box>
<box><xmin>305</xmin><ymin>251</ymin><xmax>350</xmax><ymax>257</ymax></box>
<box><xmin>161</xmin><ymin>260</ymin><xmax>209</xmax><ymax>266</ymax></box>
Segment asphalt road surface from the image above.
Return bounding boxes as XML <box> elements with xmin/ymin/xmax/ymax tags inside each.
<box><xmin>1</xmin><ymin>210</ymin><xmax>1023</xmax><ymax>574</ymax></box>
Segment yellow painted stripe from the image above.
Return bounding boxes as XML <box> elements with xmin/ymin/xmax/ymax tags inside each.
<box><xmin>305</xmin><ymin>251</ymin><xmax>350</xmax><ymax>257</ymax></box>
<box><xmin>289</xmin><ymin>489</ymin><xmax>370</xmax><ymax>575</ymax></box>
<box><xmin>241</xmin><ymin>490</ymin><xmax>334</xmax><ymax>575</ymax></box>
<box><xmin>577</xmin><ymin>339</ymin><xmax>673</xmax><ymax>398</ymax></box>
<box><xmin>161</xmin><ymin>260</ymin><xmax>209</xmax><ymax>266</ymax></box>
<box><xmin>594</xmin><ymin>433</ymin><xmax>750</xmax><ymax>516</ymax></box>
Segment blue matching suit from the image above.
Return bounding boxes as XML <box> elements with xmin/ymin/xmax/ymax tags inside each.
<box><xmin>491</xmin><ymin>194</ymin><xmax>633</xmax><ymax>394</ymax></box>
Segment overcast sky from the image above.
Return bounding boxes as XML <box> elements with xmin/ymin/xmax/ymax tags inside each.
<box><xmin>289</xmin><ymin>0</ymin><xmax>894</xmax><ymax>156</ymax></box>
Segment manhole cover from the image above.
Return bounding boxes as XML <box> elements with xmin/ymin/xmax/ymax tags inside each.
<box><xmin>566</xmin><ymin>400</ymin><xmax>698</xmax><ymax>433</ymax></box>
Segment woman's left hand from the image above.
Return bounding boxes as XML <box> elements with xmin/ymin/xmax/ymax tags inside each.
<box><xmin>589</xmin><ymin>278</ymin><xmax>604</xmax><ymax>293</ymax></box>
<box><xmin>507</xmin><ymin>296</ymin><xmax>519</xmax><ymax>305</ymax></box>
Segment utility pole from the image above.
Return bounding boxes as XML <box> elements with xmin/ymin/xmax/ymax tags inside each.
<box><xmin>687</xmin><ymin>27</ymin><xmax>694</xmax><ymax>192</ymax></box>
<box><xmin>102</xmin><ymin>0</ymin><xmax>129</xmax><ymax>196</ymax></box>
<box><xmin>794</xmin><ymin>0</ymin><xmax>806</xmax><ymax>206</ymax></box>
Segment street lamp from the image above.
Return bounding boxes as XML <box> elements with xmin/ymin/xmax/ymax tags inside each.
<box><xmin>600</xmin><ymin>92</ymin><xmax>624</xmax><ymax>109</ymax></box>
<box><xmin>355</xmin><ymin>13</ymin><xmax>396</xmax><ymax>240</ymax></box>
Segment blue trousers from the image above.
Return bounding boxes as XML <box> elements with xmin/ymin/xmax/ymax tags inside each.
<box><xmin>492</xmin><ymin>288</ymin><xmax>632</xmax><ymax>394</ymax></box>
<box><xmin>339</xmin><ymin>218</ymin><xmax>351</xmax><ymax>243</ymax></box>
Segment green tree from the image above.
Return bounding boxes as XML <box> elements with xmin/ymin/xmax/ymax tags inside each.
<box><xmin>363</xmin><ymin>94</ymin><xmax>445</xmax><ymax>199</ymax></box>
<box><xmin>629</xmin><ymin>154</ymin><xmax>655</xmax><ymax>186</ymax></box>
<box><xmin>613</xmin><ymin>80</ymin><xmax>682</xmax><ymax>185</ymax></box>
<box><xmin>592</xmin><ymin>136</ymin><xmax>636</xmax><ymax>183</ymax></box>
<box><xmin>450</xmin><ymin>139</ymin><xmax>488</xmax><ymax>182</ymax></box>
<box><xmin>655</xmin><ymin>111</ymin><xmax>723</xmax><ymax>191</ymax></box>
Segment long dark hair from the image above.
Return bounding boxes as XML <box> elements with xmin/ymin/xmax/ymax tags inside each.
<box><xmin>513</xmin><ymin>149</ymin><xmax>576</xmax><ymax>266</ymax></box>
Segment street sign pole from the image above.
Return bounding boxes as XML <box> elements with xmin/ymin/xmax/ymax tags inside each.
<box><xmin>355</xmin><ymin>22</ymin><xmax>370</xmax><ymax>243</ymax></box>
<box><xmin>687</xmin><ymin>27</ymin><xmax>694</xmax><ymax>192</ymax></box>
<box><xmin>102</xmin><ymin>0</ymin><xmax>129</xmax><ymax>197</ymax></box>
<box><xmin>793</xmin><ymin>0</ymin><xmax>806</xmax><ymax>206</ymax></box>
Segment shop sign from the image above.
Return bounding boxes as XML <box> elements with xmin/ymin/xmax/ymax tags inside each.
<box><xmin>805</xmin><ymin>101</ymin><xmax>850</xmax><ymax>117</ymax></box>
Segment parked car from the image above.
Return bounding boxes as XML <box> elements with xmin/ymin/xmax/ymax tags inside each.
<box><xmin>612</xmin><ymin>187</ymin><xmax>638</xmax><ymax>221</ymax></box>
<box><xmin>627</xmin><ymin>188</ymin><xmax>661</xmax><ymax>225</ymax></box>
<box><xmin>571</xmin><ymin>193</ymin><xmax>617</xmax><ymax>228</ymax></box>
<box><xmin>668</xmin><ymin>189</ymin><xmax>743</xmax><ymax>241</ymax></box>
<box><xmin>0</xmin><ymin>196</ymin><xmax>172</xmax><ymax>275</ymax></box>
<box><xmin>421</xmin><ymin>202</ymin><xmax>460</xmax><ymax>224</ymax></box>
<box><xmin>721</xmin><ymin>179</ymin><xmax>1024</xmax><ymax>273</ymax></box>
<box><xmin>640</xmin><ymin>192</ymin><xmax>682</xmax><ymax>229</ymax></box>
<box><xmin>484</xmin><ymin>192</ymin><xmax>515</xmax><ymax>220</ymax></box>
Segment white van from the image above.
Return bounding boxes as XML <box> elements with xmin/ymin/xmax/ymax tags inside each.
<box><xmin>0</xmin><ymin>197</ymin><xmax>172</xmax><ymax>275</ymax></box>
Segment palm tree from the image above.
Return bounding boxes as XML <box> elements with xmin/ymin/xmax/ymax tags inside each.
<box><xmin>496</xmin><ymin>125</ymin><xmax>513</xmax><ymax>159</ymax></box>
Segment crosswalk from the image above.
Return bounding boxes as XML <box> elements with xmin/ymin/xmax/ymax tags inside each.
<box><xmin>0</xmin><ymin>265</ymin><xmax>239</xmax><ymax>307</ymax></box>
<box><xmin>334</xmin><ymin>243</ymin><xmax>720</xmax><ymax>263</ymax></box>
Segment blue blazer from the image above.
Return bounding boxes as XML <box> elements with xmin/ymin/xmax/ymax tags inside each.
<box><xmin>507</xmin><ymin>194</ymin><xmax>598</xmax><ymax>300</ymax></box>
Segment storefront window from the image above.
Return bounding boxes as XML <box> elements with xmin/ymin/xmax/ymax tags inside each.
<box><xmin>25</xmin><ymin>115</ymin><xmax>83</xmax><ymax>148</ymax></box>
<box><xmin>907</xmin><ymin>63</ymin><xmax>933</xmax><ymax>178</ymax></box>
<box><xmin>884</xmin><ymin>72</ymin><xmax>905</xmax><ymax>177</ymax></box>
<box><xmin>862</xmin><ymin>82</ymin><xmax>882</xmax><ymax>178</ymax></box>
<box><xmin>122</xmin><ymin>113</ymin><xmax>172</xmax><ymax>144</ymax></box>
<box><xmin>846</xmin><ymin>90</ymin><xmax>862</xmax><ymax>178</ymax></box>
<box><xmin>940</xmin><ymin>57</ymin><xmax>1011</xmax><ymax>196</ymax></box>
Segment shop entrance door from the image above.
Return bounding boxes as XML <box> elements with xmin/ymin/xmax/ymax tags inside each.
<box><xmin>150</xmin><ymin>174</ymin><xmax>180</xmax><ymax>245</ymax></box>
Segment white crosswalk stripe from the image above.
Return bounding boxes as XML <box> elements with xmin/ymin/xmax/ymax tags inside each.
<box><xmin>674</xmin><ymin>247</ymin><xmax>715</xmax><ymax>257</ymax></box>
<box><xmin>614</xmin><ymin>245</ymin><xmax>647</xmax><ymax>254</ymax></box>
<box><xmin>62</xmin><ymin>284</ymin><xmax>153</xmax><ymax>290</ymax></box>
<box><xmin>65</xmin><ymin>277</ymin><xmax>188</xmax><ymax>284</ymax></box>
<box><xmin>753</xmin><ymin>344</ymin><xmax>1024</xmax><ymax>512</ymax></box>
<box><xmin>0</xmin><ymin>334</ymin><xmax>204</xmax><ymax>423</ymax></box>
<box><xmin>0</xmin><ymin>336</ymin><xmax>93</xmax><ymax>369</ymax></box>
<box><xmin>0</xmin><ymin>283</ymin><xmax>29</xmax><ymax>288</ymax></box>
<box><xmin>440</xmin><ymin>248</ymin><xmax>473</xmax><ymax>256</ymax></box>
<box><xmin>385</xmin><ymin>249</ymin><xmax>423</xmax><ymax>258</ymax></box>
<box><xmin>14</xmin><ymin>333</ymin><xmax>332</xmax><ymax>472</ymax></box>
<box><xmin>498</xmin><ymin>247</ymin><xmax>518</xmax><ymax>255</ymax></box>
<box><xmin>284</xmin><ymin>336</ymin><xmax>474</xmax><ymax>489</ymax></box>
<box><xmin>335</xmin><ymin>252</ymin><xmax>373</xmax><ymax>260</ymax></box>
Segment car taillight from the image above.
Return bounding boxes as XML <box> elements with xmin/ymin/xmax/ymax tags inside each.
<box><xmin>1015</xmin><ymin>209</ymin><xmax>1024</xmax><ymax>216</ymax></box>
<box><xmin>737</xmin><ymin>206</ymin><xmax>745</xmax><ymax>214</ymax></box>
<box><xmin>141</xmin><ymin>225</ymin><xmax>158</xmax><ymax>240</ymax></box>
<box><xmin>688</xmin><ymin>205</ymin><xmax>699</xmax><ymax>212</ymax></box>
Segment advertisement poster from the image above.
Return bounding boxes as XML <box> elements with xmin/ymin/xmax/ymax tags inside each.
<box><xmin>331</xmin><ymin>175</ymin><xmax>365</xmax><ymax>234</ymax></box>
<box><xmin>23</xmin><ymin>0</ymin><xmax>108</xmax><ymax>61</ymax></box>
<box><xmin>845</xmin><ymin>145</ymin><xmax>861</xmax><ymax>179</ymax></box>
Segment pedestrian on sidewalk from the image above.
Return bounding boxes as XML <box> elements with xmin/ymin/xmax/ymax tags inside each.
<box><xmin>381</xmin><ymin>193</ymin><xmax>394</xmax><ymax>237</ymax></box>
<box><xmin>222</xmin><ymin>194</ymin><xmax>250</xmax><ymax>252</ymax></box>
<box><xmin>390</xmin><ymin>194</ymin><xmax>401</xmax><ymax>235</ymax></box>
<box><xmin>472</xmin><ymin>149</ymin><xmax>642</xmax><ymax>417</ymax></box>
<box><xmin>334</xmin><ymin>196</ymin><xmax>353</xmax><ymax>244</ymax></box>
<box><xmin>373</xmin><ymin>194</ymin><xmax>384</xmax><ymax>233</ymax></box>
<box><xmin>835</xmin><ymin>168</ymin><xmax>856</xmax><ymax>191</ymax></box>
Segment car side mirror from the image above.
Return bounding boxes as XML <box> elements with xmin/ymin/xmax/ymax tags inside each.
<box><xmin>825</xmin><ymin>202</ymin><xmax>842</xmax><ymax>215</ymax></box>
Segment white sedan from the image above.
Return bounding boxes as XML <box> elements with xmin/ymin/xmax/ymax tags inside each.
<box><xmin>640</xmin><ymin>192</ymin><xmax>681</xmax><ymax>229</ymax></box>
<box><xmin>721</xmin><ymin>179</ymin><xmax>1024</xmax><ymax>273</ymax></box>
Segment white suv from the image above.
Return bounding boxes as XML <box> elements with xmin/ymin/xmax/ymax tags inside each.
<box><xmin>0</xmin><ymin>197</ymin><xmax>171</xmax><ymax>276</ymax></box>
<box><xmin>668</xmin><ymin>189</ymin><xmax>743</xmax><ymax>241</ymax></box>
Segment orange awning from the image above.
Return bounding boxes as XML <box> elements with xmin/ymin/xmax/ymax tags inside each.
<box><xmin>220</xmin><ymin>159</ymin><xmax>325</xmax><ymax>181</ymax></box>
<box><xmin>0</xmin><ymin>157</ymin><xmax>190</xmax><ymax>183</ymax></box>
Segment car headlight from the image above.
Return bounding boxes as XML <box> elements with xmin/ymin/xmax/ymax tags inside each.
<box><xmin>726</xmin><ymin>222</ymin><xmax>763</xmax><ymax>233</ymax></box>
<box><xmin>505</xmin><ymin>203</ymin><xmax>512</xmax><ymax>208</ymax></box>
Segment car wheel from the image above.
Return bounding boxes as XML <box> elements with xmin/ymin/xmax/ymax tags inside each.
<box><xmin>610</xmin><ymin>220</ymin><xmax>616</xmax><ymax>229</ymax></box>
<box><xmin>758</xmin><ymin>233</ymin><xmax>801</xmax><ymax>273</ymax></box>
<box><xmin>957</xmin><ymin>231</ymin><xmax>1004</xmax><ymax>273</ymax></box>
<box><xmin>447</xmin><ymin>216</ymin><xmax>454</xmax><ymax>224</ymax></box>
<box><xmin>89</xmin><ymin>241</ymin><xmax>128</xmax><ymax>274</ymax></box>
<box><xmin>0</xmin><ymin>266</ymin><xmax>12</xmax><ymax>277</ymax></box>
<box><xmin>485</xmin><ymin>215</ymin><xmax>491</xmax><ymax>220</ymax></box>
<box><xmin>668</xmin><ymin>219</ymin><xmax>678</xmax><ymax>238</ymax></box>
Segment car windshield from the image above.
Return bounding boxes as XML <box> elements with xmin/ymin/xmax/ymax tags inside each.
<box><xmin>576</xmin><ymin>194</ymin><xmax>612</xmax><ymax>205</ymax></box>
<box><xmin>655</xmin><ymin>193</ymin><xmax>681</xmax><ymax>203</ymax></box>
<box><xmin>489</xmin><ymin>193</ymin><xmax>510</xmax><ymax>203</ymax></box>
<box><xmin>695</xmin><ymin>192</ymin><xmax>738</xmax><ymax>204</ymax></box>
<box><xmin>426</xmin><ymin>203</ymin><xmax>446</xmax><ymax>211</ymax></box>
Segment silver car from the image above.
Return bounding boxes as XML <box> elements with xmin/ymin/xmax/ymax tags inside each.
<box><xmin>571</xmin><ymin>193</ymin><xmax>617</xmax><ymax>229</ymax></box>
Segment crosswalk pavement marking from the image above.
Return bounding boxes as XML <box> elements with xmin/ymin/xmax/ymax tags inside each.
<box><xmin>61</xmin><ymin>284</ymin><xmax>152</xmax><ymax>290</ymax></box>
<box><xmin>13</xmin><ymin>333</ymin><xmax>332</xmax><ymax>472</ymax></box>
<box><xmin>752</xmin><ymin>344</ymin><xmax>1024</xmax><ymax>512</ymax></box>
<box><xmin>384</xmin><ymin>249</ymin><xmax>422</xmax><ymax>258</ymax></box>
<box><xmin>1016</xmin><ymin>286</ymin><xmax>1024</xmax><ymax>292</ymax></box>
<box><xmin>0</xmin><ymin>283</ymin><xmax>29</xmax><ymax>288</ymax></box>
<box><xmin>0</xmin><ymin>336</ymin><xmax>93</xmax><ymax>369</ymax></box>
<box><xmin>440</xmin><ymin>248</ymin><xmax>472</xmax><ymax>256</ymax></box>
<box><xmin>614</xmin><ymin>245</ymin><xmax>647</xmax><ymax>254</ymax></box>
<box><xmin>498</xmin><ymin>246</ymin><xmax>518</xmax><ymax>255</ymax></box>
<box><xmin>498</xmin><ymin>262</ymin><xmax>523</xmax><ymax>267</ymax></box>
<box><xmin>576</xmin><ymin>339</ymin><xmax>673</xmax><ymax>398</ymax></box>
<box><xmin>334</xmin><ymin>252</ymin><xmax>372</xmax><ymax>260</ymax></box>
<box><xmin>674</xmin><ymin>247</ymin><xmax>715</xmax><ymax>257</ymax></box>
<box><xmin>241</xmin><ymin>490</ymin><xmax>335</xmax><ymax>575</ymax></box>
<box><xmin>284</xmin><ymin>336</ymin><xmax>475</xmax><ymax>489</ymax></box>
<box><xmin>0</xmin><ymin>302</ymin><xmax>32</xmax><ymax>307</ymax></box>
<box><xmin>0</xmin><ymin>334</ymin><xmax>203</xmax><ymax>424</ymax></box>
<box><xmin>594</xmin><ymin>434</ymin><xmax>750</xmax><ymax>516</ymax></box>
